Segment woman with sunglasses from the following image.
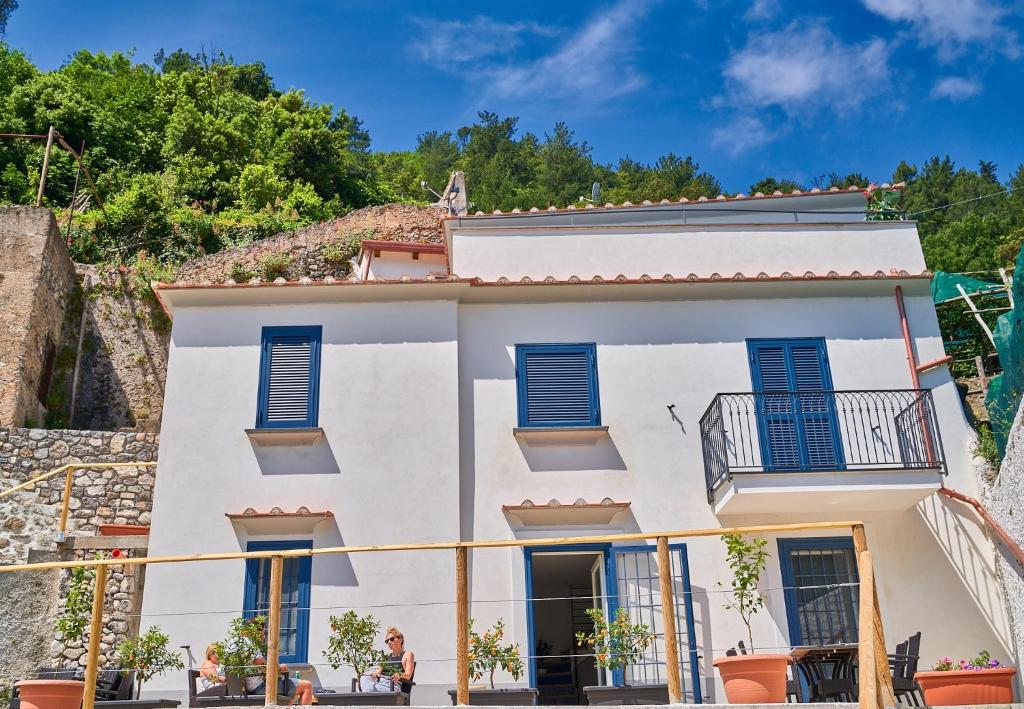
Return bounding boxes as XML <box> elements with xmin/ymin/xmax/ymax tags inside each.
<box><xmin>359</xmin><ymin>627</ymin><xmax>415</xmax><ymax>693</ymax></box>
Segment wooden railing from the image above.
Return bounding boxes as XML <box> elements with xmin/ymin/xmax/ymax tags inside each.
<box><xmin>0</xmin><ymin>461</ymin><xmax>158</xmax><ymax>538</ymax></box>
<box><xmin>0</xmin><ymin>520</ymin><xmax>893</xmax><ymax>708</ymax></box>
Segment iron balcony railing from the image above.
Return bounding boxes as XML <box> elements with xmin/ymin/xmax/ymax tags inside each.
<box><xmin>699</xmin><ymin>389</ymin><xmax>947</xmax><ymax>500</ymax></box>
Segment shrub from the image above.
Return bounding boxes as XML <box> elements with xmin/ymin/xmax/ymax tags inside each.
<box><xmin>229</xmin><ymin>262</ymin><xmax>257</xmax><ymax>282</ymax></box>
<box><xmin>56</xmin><ymin>564</ymin><xmax>95</xmax><ymax>662</ymax></box>
<box><xmin>468</xmin><ymin>618</ymin><xmax>523</xmax><ymax>689</ymax></box>
<box><xmin>259</xmin><ymin>253</ymin><xmax>291</xmax><ymax>281</ymax></box>
<box><xmin>575</xmin><ymin>608</ymin><xmax>654</xmax><ymax>681</ymax></box>
<box><xmin>721</xmin><ymin>533</ymin><xmax>769</xmax><ymax>652</ymax></box>
<box><xmin>215</xmin><ymin>616</ymin><xmax>267</xmax><ymax>679</ymax></box>
<box><xmin>323</xmin><ymin>611</ymin><xmax>381</xmax><ymax>691</ymax></box>
<box><xmin>116</xmin><ymin>626</ymin><xmax>184</xmax><ymax>698</ymax></box>
<box><xmin>238</xmin><ymin>165</ymin><xmax>285</xmax><ymax>211</ymax></box>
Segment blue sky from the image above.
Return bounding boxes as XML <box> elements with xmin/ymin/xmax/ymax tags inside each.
<box><xmin>6</xmin><ymin>0</ymin><xmax>1023</xmax><ymax>192</ymax></box>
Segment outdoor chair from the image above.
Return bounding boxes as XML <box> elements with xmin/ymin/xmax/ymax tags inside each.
<box><xmin>888</xmin><ymin>631</ymin><xmax>924</xmax><ymax>706</ymax></box>
<box><xmin>186</xmin><ymin>669</ymin><xmax>263</xmax><ymax>708</ymax></box>
<box><xmin>11</xmin><ymin>668</ymin><xmax>178</xmax><ymax>709</ymax></box>
<box><xmin>312</xmin><ymin>662</ymin><xmax>416</xmax><ymax>706</ymax></box>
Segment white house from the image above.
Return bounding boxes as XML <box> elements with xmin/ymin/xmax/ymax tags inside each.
<box><xmin>142</xmin><ymin>187</ymin><xmax>1015</xmax><ymax>704</ymax></box>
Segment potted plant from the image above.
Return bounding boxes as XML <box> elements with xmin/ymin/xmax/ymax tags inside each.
<box><xmin>915</xmin><ymin>651</ymin><xmax>1017</xmax><ymax>705</ymax></box>
<box><xmin>115</xmin><ymin>626</ymin><xmax>185</xmax><ymax>698</ymax></box>
<box><xmin>712</xmin><ymin>533</ymin><xmax>790</xmax><ymax>704</ymax></box>
<box><xmin>576</xmin><ymin>607</ymin><xmax>663</xmax><ymax>705</ymax></box>
<box><xmin>17</xmin><ymin>565</ymin><xmax>94</xmax><ymax>709</ymax></box>
<box><xmin>448</xmin><ymin>619</ymin><xmax>535</xmax><ymax>705</ymax></box>
<box><xmin>214</xmin><ymin>616</ymin><xmax>267</xmax><ymax>696</ymax></box>
<box><xmin>323</xmin><ymin>611</ymin><xmax>382</xmax><ymax>694</ymax></box>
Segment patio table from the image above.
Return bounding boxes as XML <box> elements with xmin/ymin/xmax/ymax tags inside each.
<box><xmin>790</xmin><ymin>643</ymin><xmax>859</xmax><ymax>702</ymax></box>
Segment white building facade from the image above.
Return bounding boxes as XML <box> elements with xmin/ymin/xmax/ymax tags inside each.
<box><xmin>143</xmin><ymin>190</ymin><xmax>1016</xmax><ymax>704</ymax></box>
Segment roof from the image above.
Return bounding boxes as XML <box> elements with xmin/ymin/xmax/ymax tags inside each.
<box><xmin>359</xmin><ymin>239</ymin><xmax>446</xmax><ymax>255</ymax></box>
<box><xmin>455</xmin><ymin>183</ymin><xmax>902</xmax><ymax>218</ymax></box>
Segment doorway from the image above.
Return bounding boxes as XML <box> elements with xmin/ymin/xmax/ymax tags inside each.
<box><xmin>525</xmin><ymin>544</ymin><xmax>703</xmax><ymax>704</ymax></box>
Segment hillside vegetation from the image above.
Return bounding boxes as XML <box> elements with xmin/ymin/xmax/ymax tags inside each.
<box><xmin>0</xmin><ymin>43</ymin><xmax>1022</xmax><ymax>281</ymax></box>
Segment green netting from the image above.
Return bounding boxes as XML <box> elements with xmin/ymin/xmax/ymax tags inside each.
<box><xmin>985</xmin><ymin>249</ymin><xmax>1024</xmax><ymax>456</ymax></box>
<box><xmin>931</xmin><ymin>270</ymin><xmax>1007</xmax><ymax>304</ymax></box>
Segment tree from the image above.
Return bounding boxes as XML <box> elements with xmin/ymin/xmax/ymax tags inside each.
<box><xmin>720</xmin><ymin>533</ymin><xmax>769</xmax><ymax>652</ymax></box>
<box><xmin>0</xmin><ymin>0</ymin><xmax>17</xmax><ymax>36</ymax></box>
<box><xmin>748</xmin><ymin>177</ymin><xmax>802</xmax><ymax>195</ymax></box>
<box><xmin>116</xmin><ymin>627</ymin><xmax>185</xmax><ymax>698</ymax></box>
<box><xmin>323</xmin><ymin>611</ymin><xmax>381</xmax><ymax>691</ymax></box>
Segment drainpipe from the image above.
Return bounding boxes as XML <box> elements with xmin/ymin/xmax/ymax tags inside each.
<box><xmin>937</xmin><ymin>488</ymin><xmax>1024</xmax><ymax>568</ymax></box>
<box><xmin>896</xmin><ymin>285</ymin><xmax>939</xmax><ymax>462</ymax></box>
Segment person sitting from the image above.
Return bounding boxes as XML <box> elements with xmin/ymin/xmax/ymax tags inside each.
<box><xmin>359</xmin><ymin>627</ymin><xmax>415</xmax><ymax>693</ymax></box>
<box><xmin>198</xmin><ymin>645</ymin><xmax>226</xmax><ymax>692</ymax></box>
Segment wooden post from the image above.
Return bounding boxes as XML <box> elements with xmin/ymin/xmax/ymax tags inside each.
<box><xmin>82</xmin><ymin>564</ymin><xmax>108</xmax><ymax>709</ymax></box>
<box><xmin>58</xmin><ymin>465</ymin><xmax>75</xmax><ymax>540</ymax></box>
<box><xmin>853</xmin><ymin>525</ymin><xmax>895</xmax><ymax>709</ymax></box>
<box><xmin>656</xmin><ymin>537</ymin><xmax>683</xmax><ymax>703</ymax></box>
<box><xmin>455</xmin><ymin>545</ymin><xmax>469</xmax><ymax>705</ymax></box>
<box><xmin>957</xmin><ymin>283</ymin><xmax>997</xmax><ymax>348</ymax></box>
<box><xmin>35</xmin><ymin>126</ymin><xmax>56</xmax><ymax>207</ymax></box>
<box><xmin>999</xmin><ymin>267</ymin><xmax>1014</xmax><ymax>309</ymax></box>
<box><xmin>857</xmin><ymin>550</ymin><xmax>877</xmax><ymax>709</ymax></box>
<box><xmin>265</xmin><ymin>555</ymin><xmax>284</xmax><ymax>706</ymax></box>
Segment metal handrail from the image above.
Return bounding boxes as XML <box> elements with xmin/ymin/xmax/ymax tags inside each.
<box><xmin>700</xmin><ymin>389</ymin><xmax>947</xmax><ymax>499</ymax></box>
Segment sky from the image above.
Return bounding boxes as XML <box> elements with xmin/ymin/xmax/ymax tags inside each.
<box><xmin>5</xmin><ymin>0</ymin><xmax>1024</xmax><ymax>192</ymax></box>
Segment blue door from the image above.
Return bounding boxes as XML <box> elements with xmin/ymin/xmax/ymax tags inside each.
<box><xmin>244</xmin><ymin>541</ymin><xmax>312</xmax><ymax>663</ymax></box>
<box><xmin>748</xmin><ymin>339</ymin><xmax>844</xmax><ymax>471</ymax></box>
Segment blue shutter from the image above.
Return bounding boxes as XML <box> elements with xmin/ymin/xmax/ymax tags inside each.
<box><xmin>748</xmin><ymin>339</ymin><xmax>842</xmax><ymax>470</ymax></box>
<box><xmin>516</xmin><ymin>344</ymin><xmax>600</xmax><ymax>427</ymax></box>
<box><xmin>244</xmin><ymin>540</ymin><xmax>313</xmax><ymax>663</ymax></box>
<box><xmin>257</xmin><ymin>326</ymin><xmax>321</xmax><ymax>428</ymax></box>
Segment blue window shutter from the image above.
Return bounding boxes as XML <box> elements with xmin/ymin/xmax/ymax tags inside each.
<box><xmin>748</xmin><ymin>338</ymin><xmax>842</xmax><ymax>470</ymax></box>
<box><xmin>516</xmin><ymin>344</ymin><xmax>600</xmax><ymax>427</ymax></box>
<box><xmin>244</xmin><ymin>540</ymin><xmax>313</xmax><ymax>663</ymax></box>
<box><xmin>257</xmin><ymin>326</ymin><xmax>321</xmax><ymax>428</ymax></box>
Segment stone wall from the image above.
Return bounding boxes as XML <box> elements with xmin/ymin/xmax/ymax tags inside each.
<box><xmin>0</xmin><ymin>427</ymin><xmax>159</xmax><ymax>565</ymax></box>
<box><xmin>0</xmin><ymin>206</ymin><xmax>77</xmax><ymax>428</ymax></box>
<box><xmin>982</xmin><ymin>399</ymin><xmax>1024</xmax><ymax>669</ymax></box>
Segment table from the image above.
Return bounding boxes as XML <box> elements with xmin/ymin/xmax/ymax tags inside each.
<box><xmin>790</xmin><ymin>644</ymin><xmax>859</xmax><ymax>702</ymax></box>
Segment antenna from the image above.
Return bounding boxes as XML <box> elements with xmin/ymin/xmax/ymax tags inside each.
<box><xmin>420</xmin><ymin>180</ymin><xmax>444</xmax><ymax>201</ymax></box>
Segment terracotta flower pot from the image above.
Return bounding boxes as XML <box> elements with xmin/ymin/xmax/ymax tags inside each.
<box><xmin>15</xmin><ymin>680</ymin><xmax>85</xmax><ymax>709</ymax></box>
<box><xmin>713</xmin><ymin>654</ymin><xmax>791</xmax><ymax>704</ymax></box>
<box><xmin>915</xmin><ymin>667</ymin><xmax>1016</xmax><ymax>706</ymax></box>
<box><xmin>98</xmin><ymin>524</ymin><xmax>150</xmax><ymax>536</ymax></box>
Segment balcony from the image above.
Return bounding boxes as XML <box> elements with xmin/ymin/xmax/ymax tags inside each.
<box><xmin>700</xmin><ymin>389</ymin><xmax>947</xmax><ymax>515</ymax></box>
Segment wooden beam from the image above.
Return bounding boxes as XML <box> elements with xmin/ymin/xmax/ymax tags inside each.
<box><xmin>264</xmin><ymin>556</ymin><xmax>283</xmax><ymax>706</ymax></box>
<box><xmin>656</xmin><ymin>537</ymin><xmax>683</xmax><ymax>704</ymax></box>
<box><xmin>857</xmin><ymin>549</ymin><xmax>877</xmax><ymax>709</ymax></box>
<box><xmin>957</xmin><ymin>283</ymin><xmax>997</xmax><ymax>348</ymax></box>
<box><xmin>0</xmin><ymin>520</ymin><xmax>865</xmax><ymax>573</ymax></box>
<box><xmin>455</xmin><ymin>546</ymin><xmax>469</xmax><ymax>705</ymax></box>
<box><xmin>58</xmin><ymin>465</ymin><xmax>76</xmax><ymax>539</ymax></box>
<box><xmin>82</xmin><ymin>564</ymin><xmax>108</xmax><ymax>709</ymax></box>
<box><xmin>853</xmin><ymin>525</ymin><xmax>895</xmax><ymax>709</ymax></box>
<box><xmin>35</xmin><ymin>126</ymin><xmax>55</xmax><ymax>207</ymax></box>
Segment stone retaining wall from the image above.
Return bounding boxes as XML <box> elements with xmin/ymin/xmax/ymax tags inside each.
<box><xmin>0</xmin><ymin>427</ymin><xmax>159</xmax><ymax>564</ymax></box>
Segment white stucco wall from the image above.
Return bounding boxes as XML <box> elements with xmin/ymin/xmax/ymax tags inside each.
<box><xmin>142</xmin><ymin>300</ymin><xmax>462</xmax><ymax>703</ymax></box>
<box><xmin>449</xmin><ymin>222</ymin><xmax>927</xmax><ymax>282</ymax></box>
<box><xmin>456</xmin><ymin>292</ymin><xmax>1011</xmax><ymax>701</ymax></box>
<box><xmin>364</xmin><ymin>251</ymin><xmax>447</xmax><ymax>280</ymax></box>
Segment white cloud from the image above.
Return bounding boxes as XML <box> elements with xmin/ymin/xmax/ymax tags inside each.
<box><xmin>744</xmin><ymin>0</ymin><xmax>780</xmax><ymax>21</ymax></box>
<box><xmin>861</xmin><ymin>0</ymin><xmax>1020</xmax><ymax>60</ymax></box>
<box><xmin>410</xmin><ymin>16</ymin><xmax>559</xmax><ymax>66</ymax></box>
<box><xmin>710</xmin><ymin>115</ymin><xmax>775</xmax><ymax>156</ymax></box>
<box><xmin>930</xmin><ymin>76</ymin><xmax>982</xmax><ymax>101</ymax></box>
<box><xmin>479</xmin><ymin>0</ymin><xmax>652</xmax><ymax>107</ymax></box>
<box><xmin>721</xmin><ymin>21</ymin><xmax>890</xmax><ymax>113</ymax></box>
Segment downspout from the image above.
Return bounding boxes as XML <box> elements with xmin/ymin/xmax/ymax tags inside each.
<box><xmin>895</xmin><ymin>285</ymin><xmax>938</xmax><ymax>461</ymax></box>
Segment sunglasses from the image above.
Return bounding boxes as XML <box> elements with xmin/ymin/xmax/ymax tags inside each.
<box><xmin>386</xmin><ymin>636</ymin><xmax>401</xmax><ymax>643</ymax></box>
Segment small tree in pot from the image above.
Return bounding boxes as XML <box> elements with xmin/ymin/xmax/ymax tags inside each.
<box><xmin>448</xmin><ymin>619</ymin><xmax>534</xmax><ymax>705</ymax></box>
<box><xmin>576</xmin><ymin>608</ymin><xmax>665</xmax><ymax>704</ymax></box>
<box><xmin>712</xmin><ymin>533</ymin><xmax>791</xmax><ymax>704</ymax></box>
<box><xmin>214</xmin><ymin>616</ymin><xmax>267</xmax><ymax>694</ymax></box>
<box><xmin>323</xmin><ymin>611</ymin><xmax>381</xmax><ymax>692</ymax></box>
<box><xmin>115</xmin><ymin>626</ymin><xmax>184</xmax><ymax>699</ymax></box>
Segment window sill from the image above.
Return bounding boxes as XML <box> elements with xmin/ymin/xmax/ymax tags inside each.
<box><xmin>513</xmin><ymin>426</ymin><xmax>609</xmax><ymax>447</ymax></box>
<box><xmin>245</xmin><ymin>427</ymin><xmax>324</xmax><ymax>446</ymax></box>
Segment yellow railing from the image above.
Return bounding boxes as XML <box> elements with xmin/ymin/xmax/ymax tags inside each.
<box><xmin>0</xmin><ymin>461</ymin><xmax>158</xmax><ymax>537</ymax></box>
<box><xmin>0</xmin><ymin>519</ymin><xmax>895</xmax><ymax>708</ymax></box>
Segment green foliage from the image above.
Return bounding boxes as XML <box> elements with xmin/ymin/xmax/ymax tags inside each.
<box><xmin>323</xmin><ymin>611</ymin><xmax>381</xmax><ymax>689</ymax></box>
<box><xmin>575</xmin><ymin>608</ymin><xmax>654</xmax><ymax>679</ymax></box>
<box><xmin>229</xmin><ymin>262</ymin><xmax>256</xmax><ymax>283</ymax></box>
<box><xmin>214</xmin><ymin>616</ymin><xmax>267</xmax><ymax>679</ymax></box>
<box><xmin>115</xmin><ymin>626</ymin><xmax>184</xmax><ymax>698</ymax></box>
<box><xmin>0</xmin><ymin>683</ymin><xmax>11</xmax><ymax>709</ymax></box>
<box><xmin>468</xmin><ymin>618</ymin><xmax>523</xmax><ymax>689</ymax></box>
<box><xmin>720</xmin><ymin>533</ymin><xmax>769</xmax><ymax>652</ymax></box>
<box><xmin>56</xmin><ymin>564</ymin><xmax>95</xmax><ymax>658</ymax></box>
<box><xmin>0</xmin><ymin>1</ymin><xmax>18</xmax><ymax>37</ymax></box>
<box><xmin>974</xmin><ymin>422</ymin><xmax>1001</xmax><ymax>469</ymax></box>
<box><xmin>259</xmin><ymin>253</ymin><xmax>291</xmax><ymax>280</ymax></box>
<box><xmin>238</xmin><ymin>164</ymin><xmax>284</xmax><ymax>211</ymax></box>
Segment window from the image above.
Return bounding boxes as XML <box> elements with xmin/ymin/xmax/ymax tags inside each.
<box><xmin>257</xmin><ymin>326</ymin><xmax>322</xmax><ymax>429</ymax></box>
<box><xmin>747</xmin><ymin>338</ymin><xmax>843</xmax><ymax>470</ymax></box>
<box><xmin>778</xmin><ymin>538</ymin><xmax>859</xmax><ymax>646</ymax></box>
<box><xmin>243</xmin><ymin>540</ymin><xmax>312</xmax><ymax>663</ymax></box>
<box><xmin>515</xmin><ymin>343</ymin><xmax>600</xmax><ymax>427</ymax></box>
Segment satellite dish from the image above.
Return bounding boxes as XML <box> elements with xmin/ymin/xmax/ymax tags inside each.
<box><xmin>591</xmin><ymin>182</ymin><xmax>601</xmax><ymax>203</ymax></box>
